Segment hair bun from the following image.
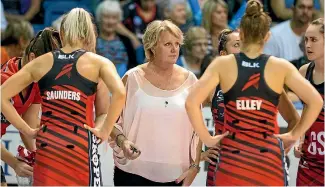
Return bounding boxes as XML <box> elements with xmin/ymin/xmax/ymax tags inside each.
<box><xmin>245</xmin><ymin>0</ymin><xmax>263</xmax><ymax>17</ymax></box>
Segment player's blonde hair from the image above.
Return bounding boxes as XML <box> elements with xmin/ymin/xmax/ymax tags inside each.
<box><xmin>60</xmin><ymin>8</ymin><xmax>97</xmax><ymax>52</ymax></box>
<box><xmin>142</xmin><ymin>20</ymin><xmax>183</xmax><ymax>61</ymax></box>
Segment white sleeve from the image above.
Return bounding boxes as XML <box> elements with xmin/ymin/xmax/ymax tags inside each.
<box><xmin>263</xmin><ymin>33</ymin><xmax>280</xmax><ymax>57</ymax></box>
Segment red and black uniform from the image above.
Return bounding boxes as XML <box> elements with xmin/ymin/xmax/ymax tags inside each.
<box><xmin>296</xmin><ymin>62</ymin><xmax>324</xmax><ymax>186</ymax></box>
<box><xmin>214</xmin><ymin>53</ymin><xmax>288</xmax><ymax>186</ymax></box>
<box><xmin>1</xmin><ymin>57</ymin><xmax>41</xmax><ymax>183</ymax></box>
<box><xmin>206</xmin><ymin>86</ymin><xmax>225</xmax><ymax>186</ymax></box>
<box><xmin>1</xmin><ymin>57</ymin><xmax>41</xmax><ymax>137</ymax></box>
<box><xmin>33</xmin><ymin>49</ymin><xmax>101</xmax><ymax>186</ymax></box>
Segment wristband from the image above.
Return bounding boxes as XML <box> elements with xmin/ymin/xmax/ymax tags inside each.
<box><xmin>189</xmin><ymin>163</ymin><xmax>200</xmax><ymax>172</ymax></box>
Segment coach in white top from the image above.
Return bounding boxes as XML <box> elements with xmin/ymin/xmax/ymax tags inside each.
<box><xmin>264</xmin><ymin>0</ymin><xmax>314</xmax><ymax>61</ymax></box>
<box><xmin>109</xmin><ymin>20</ymin><xmax>202</xmax><ymax>186</ymax></box>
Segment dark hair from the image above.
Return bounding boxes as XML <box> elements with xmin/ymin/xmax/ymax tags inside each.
<box><xmin>310</xmin><ymin>18</ymin><xmax>324</xmax><ymax>34</ymax></box>
<box><xmin>240</xmin><ymin>0</ymin><xmax>271</xmax><ymax>45</ymax></box>
<box><xmin>218</xmin><ymin>29</ymin><xmax>237</xmax><ymax>54</ymax></box>
<box><xmin>23</xmin><ymin>27</ymin><xmax>62</xmax><ymax>65</ymax></box>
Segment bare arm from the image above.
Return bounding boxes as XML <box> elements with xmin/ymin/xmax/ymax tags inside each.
<box><xmin>0</xmin><ymin>57</ymin><xmax>44</xmax><ymax>136</ymax></box>
<box><xmin>21</xmin><ymin>104</ymin><xmax>41</xmax><ymax>151</ymax></box>
<box><xmin>1</xmin><ymin>142</ymin><xmax>19</xmax><ymax>170</ymax></box>
<box><xmin>96</xmin><ymin>59</ymin><xmax>126</xmax><ymax>139</ymax></box>
<box><xmin>185</xmin><ymin>57</ymin><xmax>228</xmax><ymax>147</ymax></box>
<box><xmin>193</xmin><ymin>140</ymin><xmax>202</xmax><ymax>165</ymax></box>
<box><xmin>283</xmin><ymin>61</ymin><xmax>323</xmax><ymax>139</ymax></box>
<box><xmin>278</xmin><ymin>90</ymin><xmax>300</xmax><ymax>132</ymax></box>
<box><xmin>270</xmin><ymin>0</ymin><xmax>293</xmax><ymax>20</ymax></box>
<box><xmin>94</xmin><ymin>79</ymin><xmax>110</xmax><ymax>128</ymax></box>
<box><xmin>0</xmin><ymin>142</ymin><xmax>33</xmax><ymax>177</ymax></box>
<box><xmin>116</xmin><ymin>23</ymin><xmax>141</xmax><ymax>48</ymax></box>
<box><xmin>5</xmin><ymin>0</ymin><xmax>41</xmax><ymax>21</ymax></box>
<box><xmin>109</xmin><ymin>75</ymin><xmax>128</xmax><ymax>144</ymax></box>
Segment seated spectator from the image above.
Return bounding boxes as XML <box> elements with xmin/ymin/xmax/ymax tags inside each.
<box><xmin>3</xmin><ymin>0</ymin><xmax>44</xmax><ymax>24</ymax></box>
<box><xmin>122</xmin><ymin>0</ymin><xmax>158</xmax><ymax>41</ymax></box>
<box><xmin>161</xmin><ymin>0</ymin><xmax>188</xmax><ymax>32</ymax></box>
<box><xmin>180</xmin><ymin>27</ymin><xmax>209</xmax><ymax>78</ymax></box>
<box><xmin>264</xmin><ymin>0</ymin><xmax>314</xmax><ymax>62</ymax></box>
<box><xmin>291</xmin><ymin>35</ymin><xmax>309</xmax><ymax>69</ymax></box>
<box><xmin>1</xmin><ymin>20</ymin><xmax>34</xmax><ymax>66</ymax></box>
<box><xmin>202</xmin><ymin>0</ymin><xmax>228</xmax><ymax>54</ymax></box>
<box><xmin>269</xmin><ymin>0</ymin><xmax>323</xmax><ymax>23</ymax></box>
<box><xmin>96</xmin><ymin>0</ymin><xmax>137</xmax><ymax>77</ymax></box>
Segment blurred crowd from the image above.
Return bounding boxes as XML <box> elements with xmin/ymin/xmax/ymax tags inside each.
<box><xmin>1</xmin><ymin>0</ymin><xmax>323</xmax><ymax>80</ymax></box>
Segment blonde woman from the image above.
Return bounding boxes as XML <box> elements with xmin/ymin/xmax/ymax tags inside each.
<box><xmin>181</xmin><ymin>26</ymin><xmax>209</xmax><ymax>77</ymax></box>
<box><xmin>110</xmin><ymin>20</ymin><xmax>227</xmax><ymax>186</ymax></box>
<box><xmin>1</xmin><ymin>8</ymin><xmax>126</xmax><ymax>186</ymax></box>
<box><xmin>202</xmin><ymin>0</ymin><xmax>228</xmax><ymax>54</ymax></box>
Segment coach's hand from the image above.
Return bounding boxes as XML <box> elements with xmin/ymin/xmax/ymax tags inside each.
<box><xmin>176</xmin><ymin>167</ymin><xmax>198</xmax><ymax>186</ymax></box>
<box><xmin>121</xmin><ymin>140</ymin><xmax>141</xmax><ymax>160</ymax></box>
<box><xmin>14</xmin><ymin>160</ymin><xmax>33</xmax><ymax>177</ymax></box>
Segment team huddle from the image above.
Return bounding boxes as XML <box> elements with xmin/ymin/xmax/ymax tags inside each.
<box><xmin>0</xmin><ymin>0</ymin><xmax>324</xmax><ymax>186</ymax></box>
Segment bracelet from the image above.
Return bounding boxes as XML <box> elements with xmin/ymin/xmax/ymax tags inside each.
<box><xmin>115</xmin><ymin>134</ymin><xmax>125</xmax><ymax>147</ymax></box>
<box><xmin>189</xmin><ymin>163</ymin><xmax>200</xmax><ymax>172</ymax></box>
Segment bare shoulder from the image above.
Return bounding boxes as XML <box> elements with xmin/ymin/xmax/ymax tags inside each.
<box><xmin>83</xmin><ymin>52</ymin><xmax>113</xmax><ymax>65</ymax></box>
<box><xmin>211</xmin><ymin>54</ymin><xmax>235</xmax><ymax>68</ymax></box>
<box><xmin>174</xmin><ymin>64</ymin><xmax>190</xmax><ymax>77</ymax></box>
<box><xmin>268</xmin><ymin>56</ymin><xmax>296</xmax><ymax>71</ymax></box>
<box><xmin>298</xmin><ymin>63</ymin><xmax>311</xmax><ymax>77</ymax></box>
<box><xmin>26</xmin><ymin>52</ymin><xmax>54</xmax><ymax>81</ymax></box>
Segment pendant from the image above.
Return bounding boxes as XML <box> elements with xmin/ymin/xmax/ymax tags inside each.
<box><xmin>165</xmin><ymin>101</ymin><xmax>168</xmax><ymax>107</ymax></box>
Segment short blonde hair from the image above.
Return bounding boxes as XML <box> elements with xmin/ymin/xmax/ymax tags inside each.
<box><xmin>142</xmin><ymin>20</ymin><xmax>183</xmax><ymax>61</ymax></box>
<box><xmin>60</xmin><ymin>8</ymin><xmax>97</xmax><ymax>52</ymax></box>
<box><xmin>202</xmin><ymin>0</ymin><xmax>228</xmax><ymax>33</ymax></box>
<box><xmin>184</xmin><ymin>27</ymin><xmax>208</xmax><ymax>51</ymax></box>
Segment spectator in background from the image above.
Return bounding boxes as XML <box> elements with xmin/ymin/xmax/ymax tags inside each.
<box><xmin>1</xmin><ymin>20</ymin><xmax>34</xmax><ymax>66</ymax></box>
<box><xmin>3</xmin><ymin>0</ymin><xmax>44</xmax><ymax>24</ymax></box>
<box><xmin>269</xmin><ymin>0</ymin><xmax>323</xmax><ymax>23</ymax></box>
<box><xmin>162</xmin><ymin>0</ymin><xmax>188</xmax><ymax>32</ymax></box>
<box><xmin>264</xmin><ymin>0</ymin><xmax>314</xmax><ymax>62</ymax></box>
<box><xmin>180</xmin><ymin>27</ymin><xmax>209</xmax><ymax>78</ymax></box>
<box><xmin>122</xmin><ymin>0</ymin><xmax>158</xmax><ymax>41</ymax></box>
<box><xmin>291</xmin><ymin>35</ymin><xmax>309</xmax><ymax>69</ymax></box>
<box><xmin>202</xmin><ymin>0</ymin><xmax>228</xmax><ymax>54</ymax></box>
<box><xmin>96</xmin><ymin>0</ymin><xmax>137</xmax><ymax>77</ymax></box>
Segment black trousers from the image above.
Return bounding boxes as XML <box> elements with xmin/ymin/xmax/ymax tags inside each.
<box><xmin>1</xmin><ymin>166</ymin><xmax>6</xmax><ymax>183</ymax></box>
<box><xmin>114</xmin><ymin>166</ymin><xmax>183</xmax><ymax>186</ymax></box>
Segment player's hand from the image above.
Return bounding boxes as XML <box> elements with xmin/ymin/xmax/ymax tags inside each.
<box><xmin>84</xmin><ymin>124</ymin><xmax>109</xmax><ymax>144</ymax></box>
<box><xmin>24</xmin><ymin>126</ymin><xmax>41</xmax><ymax>139</ymax></box>
<box><xmin>294</xmin><ymin>142</ymin><xmax>304</xmax><ymax>158</ymax></box>
<box><xmin>14</xmin><ymin>160</ymin><xmax>33</xmax><ymax>177</ymax></box>
<box><xmin>200</xmin><ymin>148</ymin><xmax>219</xmax><ymax>165</ymax></box>
<box><xmin>206</xmin><ymin>131</ymin><xmax>229</xmax><ymax>147</ymax></box>
<box><xmin>274</xmin><ymin>132</ymin><xmax>298</xmax><ymax>154</ymax></box>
